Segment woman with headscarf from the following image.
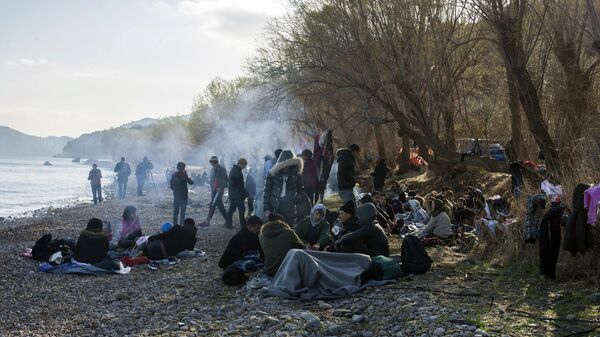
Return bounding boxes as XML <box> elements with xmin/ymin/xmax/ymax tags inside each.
<box><xmin>294</xmin><ymin>204</ymin><xmax>331</xmax><ymax>250</ymax></box>
<box><xmin>418</xmin><ymin>198</ymin><xmax>453</xmax><ymax>239</ymax></box>
<box><xmin>405</xmin><ymin>199</ymin><xmax>429</xmax><ymax>224</ymax></box>
<box><xmin>118</xmin><ymin>206</ymin><xmax>142</xmax><ymax>248</ymax></box>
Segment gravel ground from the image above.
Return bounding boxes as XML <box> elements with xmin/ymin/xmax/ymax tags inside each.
<box><xmin>0</xmin><ymin>184</ymin><xmax>501</xmax><ymax>337</ymax></box>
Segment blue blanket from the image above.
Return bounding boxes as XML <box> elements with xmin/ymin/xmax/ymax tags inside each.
<box><xmin>39</xmin><ymin>260</ymin><xmax>131</xmax><ymax>275</ymax></box>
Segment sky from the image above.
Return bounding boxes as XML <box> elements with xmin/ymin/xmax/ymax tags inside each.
<box><xmin>0</xmin><ymin>0</ymin><xmax>289</xmax><ymax>137</ymax></box>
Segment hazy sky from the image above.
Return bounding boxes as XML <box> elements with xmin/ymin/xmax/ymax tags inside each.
<box><xmin>0</xmin><ymin>0</ymin><xmax>288</xmax><ymax>137</ymax></box>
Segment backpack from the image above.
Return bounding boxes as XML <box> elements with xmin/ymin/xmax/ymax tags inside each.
<box><xmin>400</xmin><ymin>235</ymin><xmax>432</xmax><ymax>274</ymax></box>
<box><xmin>371</xmin><ymin>255</ymin><xmax>403</xmax><ymax>280</ymax></box>
<box><xmin>31</xmin><ymin>234</ymin><xmax>55</xmax><ymax>261</ymax></box>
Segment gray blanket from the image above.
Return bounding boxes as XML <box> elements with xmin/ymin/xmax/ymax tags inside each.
<box><xmin>265</xmin><ymin>249</ymin><xmax>387</xmax><ymax>300</ymax></box>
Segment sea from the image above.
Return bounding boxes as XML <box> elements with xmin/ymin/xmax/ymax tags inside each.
<box><xmin>0</xmin><ymin>156</ymin><xmax>115</xmax><ymax>218</ymax></box>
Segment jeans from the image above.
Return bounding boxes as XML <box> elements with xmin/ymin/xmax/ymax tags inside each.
<box><xmin>173</xmin><ymin>195</ymin><xmax>188</xmax><ymax>226</ymax></box>
<box><xmin>226</xmin><ymin>198</ymin><xmax>246</xmax><ymax>228</ymax></box>
<box><xmin>338</xmin><ymin>189</ymin><xmax>356</xmax><ymax>206</ymax></box>
<box><xmin>207</xmin><ymin>189</ymin><xmax>228</xmax><ymax>222</ymax></box>
<box><xmin>91</xmin><ymin>184</ymin><xmax>103</xmax><ymax>205</ymax></box>
<box><xmin>117</xmin><ymin>178</ymin><xmax>128</xmax><ymax>199</ymax></box>
<box><xmin>137</xmin><ymin>177</ymin><xmax>146</xmax><ymax>196</ymax></box>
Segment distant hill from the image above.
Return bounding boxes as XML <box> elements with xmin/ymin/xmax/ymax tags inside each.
<box><xmin>61</xmin><ymin>115</ymin><xmax>190</xmax><ymax>164</ymax></box>
<box><xmin>0</xmin><ymin>126</ymin><xmax>72</xmax><ymax>157</ymax></box>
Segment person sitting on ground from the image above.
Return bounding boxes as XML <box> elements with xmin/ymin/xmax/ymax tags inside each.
<box><xmin>219</xmin><ymin>215</ymin><xmax>264</xmax><ymax>269</ymax></box>
<box><xmin>405</xmin><ymin>199</ymin><xmax>429</xmax><ymax>224</ymax></box>
<box><xmin>118</xmin><ymin>206</ymin><xmax>143</xmax><ymax>248</ymax></box>
<box><xmin>74</xmin><ymin>218</ymin><xmax>110</xmax><ymax>264</ymax></box>
<box><xmin>294</xmin><ymin>204</ymin><xmax>331</xmax><ymax>251</ymax></box>
<box><xmin>326</xmin><ymin>200</ymin><xmax>367</xmax><ymax>254</ymax></box>
<box><xmin>372</xmin><ymin>192</ymin><xmax>397</xmax><ymax>232</ymax></box>
<box><xmin>144</xmin><ymin>218</ymin><xmax>197</xmax><ymax>260</ymax></box>
<box><xmin>418</xmin><ymin>198</ymin><xmax>453</xmax><ymax>239</ymax></box>
<box><xmin>335</xmin><ymin>203</ymin><xmax>389</xmax><ymax>257</ymax></box>
<box><xmin>259</xmin><ymin>216</ymin><xmax>306</xmax><ymax>277</ymax></box>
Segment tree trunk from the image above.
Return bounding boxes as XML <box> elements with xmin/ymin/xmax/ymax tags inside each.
<box><xmin>505</xmin><ymin>68</ymin><xmax>525</xmax><ymax>161</ymax></box>
<box><xmin>373</xmin><ymin>124</ymin><xmax>388</xmax><ymax>162</ymax></box>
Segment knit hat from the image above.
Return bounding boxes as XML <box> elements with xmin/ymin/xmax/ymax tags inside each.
<box><xmin>87</xmin><ymin>218</ymin><xmax>103</xmax><ymax>231</ymax></box>
<box><xmin>340</xmin><ymin>200</ymin><xmax>356</xmax><ymax>216</ymax></box>
<box><xmin>161</xmin><ymin>222</ymin><xmax>173</xmax><ymax>233</ymax></box>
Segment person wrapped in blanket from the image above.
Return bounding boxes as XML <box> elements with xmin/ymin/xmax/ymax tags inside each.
<box><xmin>143</xmin><ymin>218</ymin><xmax>197</xmax><ymax>260</ymax></box>
<box><xmin>118</xmin><ymin>206</ymin><xmax>143</xmax><ymax>248</ymax></box>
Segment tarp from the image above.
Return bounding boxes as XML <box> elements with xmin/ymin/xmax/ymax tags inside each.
<box><xmin>264</xmin><ymin>249</ymin><xmax>389</xmax><ymax>300</ymax></box>
<box><xmin>39</xmin><ymin>260</ymin><xmax>131</xmax><ymax>275</ymax></box>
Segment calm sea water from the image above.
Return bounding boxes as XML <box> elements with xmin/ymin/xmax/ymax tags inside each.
<box><xmin>0</xmin><ymin>157</ymin><xmax>115</xmax><ymax>218</ymax></box>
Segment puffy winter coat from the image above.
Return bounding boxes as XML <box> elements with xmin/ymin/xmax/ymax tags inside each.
<box><xmin>263</xmin><ymin>155</ymin><xmax>305</xmax><ymax>223</ymax></box>
<box><xmin>74</xmin><ymin>229</ymin><xmax>109</xmax><ymax>264</ymax></box>
<box><xmin>336</xmin><ymin>148</ymin><xmax>356</xmax><ymax>190</ymax></box>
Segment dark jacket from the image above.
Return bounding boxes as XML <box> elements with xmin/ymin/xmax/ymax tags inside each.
<box><xmin>563</xmin><ymin>183</ymin><xmax>594</xmax><ymax>255</ymax></box>
<box><xmin>170</xmin><ymin>170</ymin><xmax>194</xmax><ymax>199</ymax></box>
<box><xmin>218</xmin><ymin>227</ymin><xmax>262</xmax><ymax>269</ymax></box>
<box><xmin>228</xmin><ymin>164</ymin><xmax>247</xmax><ymax>201</ymax></box>
<box><xmin>88</xmin><ymin>168</ymin><xmax>102</xmax><ymax>186</ymax></box>
<box><xmin>113</xmin><ymin>162</ymin><xmax>131</xmax><ymax>179</ymax></box>
<box><xmin>74</xmin><ymin>229</ymin><xmax>109</xmax><ymax>264</ymax></box>
<box><xmin>294</xmin><ymin>217</ymin><xmax>331</xmax><ymax>247</ymax></box>
<box><xmin>210</xmin><ymin>164</ymin><xmax>228</xmax><ymax>191</ymax></box>
<box><xmin>259</xmin><ymin>220</ymin><xmax>306</xmax><ymax>276</ymax></box>
<box><xmin>338</xmin><ymin>203</ymin><xmax>389</xmax><ymax>256</ymax></box>
<box><xmin>330</xmin><ymin>216</ymin><xmax>367</xmax><ymax>254</ymax></box>
<box><xmin>302</xmin><ymin>158</ymin><xmax>319</xmax><ymax>190</ymax></box>
<box><xmin>371</xmin><ymin>160</ymin><xmax>389</xmax><ymax>189</ymax></box>
<box><xmin>135</xmin><ymin>160</ymin><xmax>153</xmax><ymax>178</ymax></box>
<box><xmin>245</xmin><ymin>167</ymin><xmax>257</xmax><ymax>198</ymax></box>
<box><xmin>263</xmin><ymin>154</ymin><xmax>305</xmax><ymax>223</ymax></box>
<box><xmin>148</xmin><ymin>224</ymin><xmax>197</xmax><ymax>256</ymax></box>
<box><xmin>336</xmin><ymin>148</ymin><xmax>356</xmax><ymax>190</ymax></box>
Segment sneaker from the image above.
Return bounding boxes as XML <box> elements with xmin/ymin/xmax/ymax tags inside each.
<box><xmin>147</xmin><ymin>262</ymin><xmax>159</xmax><ymax>271</ymax></box>
<box><xmin>167</xmin><ymin>257</ymin><xmax>180</xmax><ymax>265</ymax></box>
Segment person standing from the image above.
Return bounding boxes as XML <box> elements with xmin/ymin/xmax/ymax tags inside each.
<box><xmin>245</xmin><ymin>163</ymin><xmax>257</xmax><ymax>217</ymax></box>
<box><xmin>371</xmin><ymin>158</ymin><xmax>389</xmax><ymax>192</ymax></box>
<box><xmin>88</xmin><ymin>163</ymin><xmax>103</xmax><ymax>205</ymax></box>
<box><xmin>336</xmin><ymin>144</ymin><xmax>360</xmax><ymax>205</ymax></box>
<box><xmin>170</xmin><ymin>162</ymin><xmax>194</xmax><ymax>225</ymax></box>
<box><xmin>113</xmin><ymin>157</ymin><xmax>131</xmax><ymax>200</ymax></box>
<box><xmin>203</xmin><ymin>156</ymin><xmax>229</xmax><ymax>227</ymax></box>
<box><xmin>135</xmin><ymin>156</ymin><xmax>154</xmax><ymax>196</ymax></box>
<box><xmin>226</xmin><ymin>158</ymin><xmax>248</xmax><ymax>229</ymax></box>
<box><xmin>263</xmin><ymin>149</ymin><xmax>305</xmax><ymax>224</ymax></box>
<box><xmin>301</xmin><ymin>149</ymin><xmax>319</xmax><ymax>204</ymax></box>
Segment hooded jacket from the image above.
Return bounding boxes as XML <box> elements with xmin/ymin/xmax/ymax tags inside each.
<box><xmin>219</xmin><ymin>227</ymin><xmax>262</xmax><ymax>269</ymax></box>
<box><xmin>263</xmin><ymin>150</ymin><xmax>305</xmax><ymax>222</ymax></box>
<box><xmin>259</xmin><ymin>220</ymin><xmax>306</xmax><ymax>276</ymax></box>
<box><xmin>170</xmin><ymin>170</ymin><xmax>194</xmax><ymax>198</ymax></box>
<box><xmin>148</xmin><ymin>223</ymin><xmax>197</xmax><ymax>256</ymax></box>
<box><xmin>74</xmin><ymin>229</ymin><xmax>109</xmax><ymax>264</ymax></box>
<box><xmin>338</xmin><ymin>203</ymin><xmax>389</xmax><ymax>256</ymax></box>
<box><xmin>228</xmin><ymin>164</ymin><xmax>247</xmax><ymax>200</ymax></box>
<box><xmin>336</xmin><ymin>148</ymin><xmax>356</xmax><ymax>190</ymax></box>
<box><xmin>420</xmin><ymin>199</ymin><xmax>452</xmax><ymax>238</ymax></box>
<box><xmin>563</xmin><ymin>183</ymin><xmax>594</xmax><ymax>254</ymax></box>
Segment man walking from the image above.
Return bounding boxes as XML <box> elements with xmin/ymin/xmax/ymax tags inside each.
<box><xmin>135</xmin><ymin>156</ymin><xmax>154</xmax><ymax>196</ymax></box>
<box><xmin>225</xmin><ymin>158</ymin><xmax>248</xmax><ymax>229</ymax></box>
<box><xmin>202</xmin><ymin>156</ymin><xmax>228</xmax><ymax>227</ymax></box>
<box><xmin>88</xmin><ymin>163</ymin><xmax>103</xmax><ymax>205</ymax></box>
<box><xmin>170</xmin><ymin>161</ymin><xmax>194</xmax><ymax>225</ymax></box>
<box><xmin>113</xmin><ymin>157</ymin><xmax>131</xmax><ymax>200</ymax></box>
